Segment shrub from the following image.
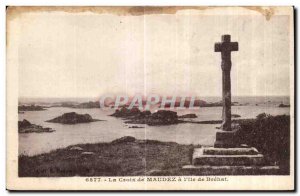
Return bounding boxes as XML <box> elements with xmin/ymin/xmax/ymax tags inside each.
<box><xmin>236</xmin><ymin>113</ymin><xmax>290</xmax><ymax>174</ymax></box>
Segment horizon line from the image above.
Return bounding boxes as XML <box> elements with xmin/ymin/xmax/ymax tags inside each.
<box><xmin>18</xmin><ymin>95</ymin><xmax>291</xmax><ymax>99</ymax></box>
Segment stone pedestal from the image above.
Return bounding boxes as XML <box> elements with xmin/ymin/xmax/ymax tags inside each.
<box><xmin>214</xmin><ymin>130</ymin><xmax>237</xmax><ymax>148</ymax></box>
<box><xmin>192</xmin><ymin>147</ymin><xmax>264</xmax><ymax>166</ymax></box>
<box><xmin>182</xmin><ymin>146</ymin><xmax>280</xmax><ymax>175</ymax></box>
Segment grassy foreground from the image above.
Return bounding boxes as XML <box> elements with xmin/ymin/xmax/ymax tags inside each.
<box><xmin>19</xmin><ymin>114</ymin><xmax>290</xmax><ymax>177</ymax></box>
<box><xmin>19</xmin><ymin>137</ymin><xmax>194</xmax><ymax>177</ymax></box>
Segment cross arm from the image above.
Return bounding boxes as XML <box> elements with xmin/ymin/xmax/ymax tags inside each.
<box><xmin>214</xmin><ymin>42</ymin><xmax>222</xmax><ymax>52</ymax></box>
<box><xmin>229</xmin><ymin>42</ymin><xmax>238</xmax><ymax>51</ymax></box>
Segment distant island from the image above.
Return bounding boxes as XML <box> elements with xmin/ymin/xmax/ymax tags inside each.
<box><xmin>110</xmin><ymin>106</ymin><xmax>247</xmax><ymax>125</ymax></box>
<box><xmin>51</xmin><ymin>101</ymin><xmax>100</xmax><ymax>109</ymax></box>
<box><xmin>128</xmin><ymin>126</ymin><xmax>145</xmax><ymax>129</ymax></box>
<box><xmin>19</xmin><ymin>119</ymin><xmax>54</xmax><ymax>133</ymax></box>
<box><xmin>46</xmin><ymin>112</ymin><xmax>103</xmax><ymax>124</ymax></box>
<box><xmin>111</xmin><ymin>107</ymin><xmax>179</xmax><ymax>126</ymax></box>
<box><xmin>75</xmin><ymin>101</ymin><xmax>100</xmax><ymax>108</ymax></box>
<box><xmin>116</xmin><ymin>99</ymin><xmax>244</xmax><ymax>108</ymax></box>
<box><xmin>278</xmin><ymin>103</ymin><xmax>290</xmax><ymax>108</ymax></box>
<box><xmin>47</xmin><ymin>98</ymin><xmax>248</xmax><ymax>110</ymax></box>
<box><xmin>110</xmin><ymin>107</ymin><xmax>199</xmax><ymax>126</ymax></box>
<box><xmin>18</xmin><ymin>105</ymin><xmax>47</xmax><ymax>112</ymax></box>
<box><xmin>200</xmin><ymin>101</ymin><xmax>247</xmax><ymax>107</ymax></box>
<box><xmin>110</xmin><ymin>107</ymin><xmax>245</xmax><ymax>126</ymax></box>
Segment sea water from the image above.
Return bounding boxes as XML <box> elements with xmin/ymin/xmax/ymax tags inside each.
<box><xmin>18</xmin><ymin>96</ymin><xmax>290</xmax><ymax>156</ymax></box>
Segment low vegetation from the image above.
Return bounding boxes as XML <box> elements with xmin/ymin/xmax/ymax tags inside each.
<box><xmin>236</xmin><ymin>113</ymin><xmax>290</xmax><ymax>174</ymax></box>
<box><xmin>19</xmin><ymin>137</ymin><xmax>193</xmax><ymax>177</ymax></box>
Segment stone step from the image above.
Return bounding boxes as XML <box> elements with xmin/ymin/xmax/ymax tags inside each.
<box><xmin>193</xmin><ymin>154</ymin><xmax>265</xmax><ymax>166</ymax></box>
<box><xmin>202</xmin><ymin>147</ymin><xmax>259</xmax><ymax>155</ymax></box>
<box><xmin>193</xmin><ymin>148</ymin><xmax>264</xmax><ymax>166</ymax></box>
<box><xmin>182</xmin><ymin>165</ymin><xmax>280</xmax><ymax>175</ymax></box>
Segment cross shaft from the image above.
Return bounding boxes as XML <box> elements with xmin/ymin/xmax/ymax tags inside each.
<box><xmin>214</xmin><ymin>35</ymin><xmax>238</xmax><ymax>131</ymax></box>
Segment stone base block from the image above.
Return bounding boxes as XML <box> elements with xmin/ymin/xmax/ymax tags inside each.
<box><xmin>182</xmin><ymin>147</ymin><xmax>278</xmax><ymax>175</ymax></box>
<box><xmin>192</xmin><ymin>147</ymin><xmax>264</xmax><ymax>166</ymax></box>
<box><xmin>214</xmin><ymin>140</ymin><xmax>237</xmax><ymax>148</ymax></box>
<box><xmin>214</xmin><ymin>130</ymin><xmax>237</xmax><ymax>148</ymax></box>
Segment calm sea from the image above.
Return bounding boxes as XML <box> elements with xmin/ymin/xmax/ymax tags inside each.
<box><xmin>18</xmin><ymin>96</ymin><xmax>290</xmax><ymax>156</ymax></box>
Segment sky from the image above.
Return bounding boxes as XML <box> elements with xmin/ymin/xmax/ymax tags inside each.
<box><xmin>10</xmin><ymin>7</ymin><xmax>292</xmax><ymax>98</ymax></box>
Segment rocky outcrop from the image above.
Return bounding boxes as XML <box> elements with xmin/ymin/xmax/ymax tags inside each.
<box><xmin>278</xmin><ymin>103</ymin><xmax>290</xmax><ymax>108</ymax></box>
<box><xmin>110</xmin><ymin>107</ymin><xmax>144</xmax><ymax>118</ymax></box>
<box><xmin>178</xmin><ymin>114</ymin><xmax>198</xmax><ymax>118</ymax></box>
<box><xmin>69</xmin><ymin>146</ymin><xmax>83</xmax><ymax>151</ymax></box>
<box><xmin>18</xmin><ymin>105</ymin><xmax>46</xmax><ymax>111</ymax></box>
<box><xmin>81</xmin><ymin>152</ymin><xmax>95</xmax><ymax>156</ymax></box>
<box><xmin>200</xmin><ymin>101</ymin><xmax>223</xmax><ymax>107</ymax></box>
<box><xmin>50</xmin><ymin>102</ymin><xmax>78</xmax><ymax>108</ymax></box>
<box><xmin>46</xmin><ymin>112</ymin><xmax>102</xmax><ymax>124</ymax></box>
<box><xmin>18</xmin><ymin>119</ymin><xmax>31</xmax><ymax>128</ymax></box>
<box><xmin>200</xmin><ymin>101</ymin><xmax>244</xmax><ymax>107</ymax></box>
<box><xmin>75</xmin><ymin>101</ymin><xmax>100</xmax><ymax>108</ymax></box>
<box><xmin>110</xmin><ymin>107</ymin><xmax>180</xmax><ymax>126</ymax></box>
<box><xmin>146</xmin><ymin>110</ymin><xmax>178</xmax><ymax>125</ymax></box>
<box><xmin>128</xmin><ymin>126</ymin><xmax>145</xmax><ymax>128</ymax></box>
<box><xmin>18</xmin><ymin>119</ymin><xmax>55</xmax><ymax>133</ymax></box>
<box><xmin>232</xmin><ymin>114</ymin><xmax>241</xmax><ymax>118</ymax></box>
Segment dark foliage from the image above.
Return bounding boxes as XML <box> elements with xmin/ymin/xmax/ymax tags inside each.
<box><xmin>236</xmin><ymin>113</ymin><xmax>290</xmax><ymax>174</ymax></box>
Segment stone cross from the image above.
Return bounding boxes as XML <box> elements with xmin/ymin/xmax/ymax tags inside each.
<box><xmin>214</xmin><ymin>35</ymin><xmax>238</xmax><ymax>131</ymax></box>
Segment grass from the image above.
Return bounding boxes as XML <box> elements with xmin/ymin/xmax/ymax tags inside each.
<box><xmin>19</xmin><ymin>137</ymin><xmax>194</xmax><ymax>177</ymax></box>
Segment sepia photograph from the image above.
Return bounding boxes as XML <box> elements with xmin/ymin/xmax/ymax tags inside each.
<box><xmin>6</xmin><ymin>6</ymin><xmax>294</xmax><ymax>190</ymax></box>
